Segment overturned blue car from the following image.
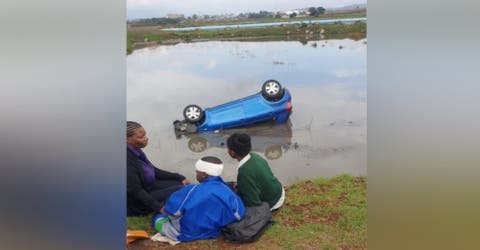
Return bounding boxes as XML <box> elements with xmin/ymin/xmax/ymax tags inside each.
<box><xmin>174</xmin><ymin>80</ymin><xmax>292</xmax><ymax>133</ymax></box>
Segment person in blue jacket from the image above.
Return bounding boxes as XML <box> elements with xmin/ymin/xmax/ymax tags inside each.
<box><xmin>152</xmin><ymin>156</ymin><xmax>245</xmax><ymax>242</ymax></box>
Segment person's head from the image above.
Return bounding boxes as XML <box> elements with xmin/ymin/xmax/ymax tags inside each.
<box><xmin>227</xmin><ymin>133</ymin><xmax>251</xmax><ymax>160</ymax></box>
<box><xmin>195</xmin><ymin>156</ymin><xmax>223</xmax><ymax>182</ymax></box>
<box><xmin>127</xmin><ymin>121</ymin><xmax>148</xmax><ymax>149</ymax></box>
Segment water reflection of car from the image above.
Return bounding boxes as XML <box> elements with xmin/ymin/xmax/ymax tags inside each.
<box><xmin>174</xmin><ymin>80</ymin><xmax>292</xmax><ymax>133</ymax></box>
<box><xmin>175</xmin><ymin>120</ymin><xmax>293</xmax><ymax>160</ymax></box>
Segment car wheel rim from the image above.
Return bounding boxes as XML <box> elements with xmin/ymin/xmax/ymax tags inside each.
<box><xmin>186</xmin><ymin>107</ymin><xmax>200</xmax><ymax>120</ymax></box>
<box><xmin>190</xmin><ymin>142</ymin><xmax>206</xmax><ymax>152</ymax></box>
<box><xmin>267</xmin><ymin>150</ymin><xmax>281</xmax><ymax>159</ymax></box>
<box><xmin>265</xmin><ymin>82</ymin><xmax>280</xmax><ymax>95</ymax></box>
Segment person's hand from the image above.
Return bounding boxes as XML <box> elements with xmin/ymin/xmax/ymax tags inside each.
<box><xmin>182</xmin><ymin>179</ymin><xmax>191</xmax><ymax>185</ymax></box>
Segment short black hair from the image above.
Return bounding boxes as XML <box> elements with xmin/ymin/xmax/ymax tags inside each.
<box><xmin>127</xmin><ymin>121</ymin><xmax>142</xmax><ymax>137</ymax></box>
<box><xmin>200</xmin><ymin>156</ymin><xmax>222</xmax><ymax>164</ymax></box>
<box><xmin>227</xmin><ymin>133</ymin><xmax>251</xmax><ymax>157</ymax></box>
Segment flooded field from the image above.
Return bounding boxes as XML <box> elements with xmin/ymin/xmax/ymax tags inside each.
<box><xmin>127</xmin><ymin>38</ymin><xmax>366</xmax><ymax>184</ymax></box>
<box><xmin>161</xmin><ymin>17</ymin><xmax>366</xmax><ymax>31</ymax></box>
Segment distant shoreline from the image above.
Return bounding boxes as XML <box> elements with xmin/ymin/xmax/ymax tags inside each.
<box><xmin>127</xmin><ymin>11</ymin><xmax>366</xmax><ymax>54</ymax></box>
<box><xmin>132</xmin><ymin>32</ymin><xmax>366</xmax><ymax>50</ymax></box>
<box><xmin>160</xmin><ymin>17</ymin><xmax>366</xmax><ymax>32</ymax></box>
<box><xmin>127</xmin><ymin>20</ymin><xmax>366</xmax><ymax>54</ymax></box>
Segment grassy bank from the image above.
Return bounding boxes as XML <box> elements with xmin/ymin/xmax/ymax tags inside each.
<box><xmin>130</xmin><ymin>9</ymin><xmax>366</xmax><ymax>29</ymax></box>
<box><xmin>127</xmin><ymin>32</ymin><xmax>135</xmax><ymax>54</ymax></box>
<box><xmin>127</xmin><ymin>21</ymin><xmax>366</xmax><ymax>53</ymax></box>
<box><xmin>127</xmin><ymin>174</ymin><xmax>367</xmax><ymax>249</ymax></box>
<box><xmin>126</xmin><ymin>10</ymin><xmax>366</xmax><ymax>54</ymax></box>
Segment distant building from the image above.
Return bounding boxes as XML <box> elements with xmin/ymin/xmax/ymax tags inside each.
<box><xmin>167</xmin><ymin>13</ymin><xmax>184</xmax><ymax>19</ymax></box>
<box><xmin>283</xmin><ymin>10</ymin><xmax>306</xmax><ymax>18</ymax></box>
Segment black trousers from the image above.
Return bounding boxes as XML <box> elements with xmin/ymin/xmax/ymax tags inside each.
<box><xmin>149</xmin><ymin>180</ymin><xmax>183</xmax><ymax>208</ymax></box>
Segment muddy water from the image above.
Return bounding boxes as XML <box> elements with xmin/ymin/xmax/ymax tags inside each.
<box><xmin>127</xmin><ymin>39</ymin><xmax>366</xmax><ymax>185</ymax></box>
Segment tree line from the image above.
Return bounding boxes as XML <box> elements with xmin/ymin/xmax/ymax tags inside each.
<box><xmin>128</xmin><ymin>6</ymin><xmax>327</xmax><ymax>26</ymax></box>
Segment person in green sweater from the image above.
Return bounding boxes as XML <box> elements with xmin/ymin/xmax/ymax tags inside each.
<box><xmin>226</xmin><ymin>133</ymin><xmax>285</xmax><ymax>211</ymax></box>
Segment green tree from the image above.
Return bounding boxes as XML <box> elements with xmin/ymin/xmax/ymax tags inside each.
<box><xmin>317</xmin><ymin>7</ymin><xmax>326</xmax><ymax>15</ymax></box>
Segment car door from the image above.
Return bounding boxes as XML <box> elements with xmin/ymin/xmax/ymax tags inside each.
<box><xmin>242</xmin><ymin>94</ymin><xmax>273</xmax><ymax>125</ymax></box>
<box><xmin>206</xmin><ymin>100</ymin><xmax>246</xmax><ymax>129</ymax></box>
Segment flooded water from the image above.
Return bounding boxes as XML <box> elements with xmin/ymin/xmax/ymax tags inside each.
<box><xmin>161</xmin><ymin>17</ymin><xmax>367</xmax><ymax>31</ymax></box>
<box><xmin>127</xmin><ymin>38</ymin><xmax>366</xmax><ymax>185</ymax></box>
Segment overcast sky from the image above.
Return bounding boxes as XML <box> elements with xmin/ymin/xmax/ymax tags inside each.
<box><xmin>127</xmin><ymin>0</ymin><xmax>367</xmax><ymax>20</ymax></box>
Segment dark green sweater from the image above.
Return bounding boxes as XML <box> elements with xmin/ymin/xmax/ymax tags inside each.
<box><xmin>237</xmin><ymin>153</ymin><xmax>282</xmax><ymax>207</ymax></box>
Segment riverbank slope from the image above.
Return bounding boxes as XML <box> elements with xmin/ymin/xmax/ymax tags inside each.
<box><xmin>127</xmin><ymin>11</ymin><xmax>366</xmax><ymax>54</ymax></box>
<box><xmin>127</xmin><ymin>174</ymin><xmax>367</xmax><ymax>249</ymax></box>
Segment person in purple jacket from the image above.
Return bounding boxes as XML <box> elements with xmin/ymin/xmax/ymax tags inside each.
<box><xmin>127</xmin><ymin>121</ymin><xmax>191</xmax><ymax>216</ymax></box>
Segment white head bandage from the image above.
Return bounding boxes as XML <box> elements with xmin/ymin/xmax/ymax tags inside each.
<box><xmin>195</xmin><ymin>158</ymin><xmax>224</xmax><ymax>176</ymax></box>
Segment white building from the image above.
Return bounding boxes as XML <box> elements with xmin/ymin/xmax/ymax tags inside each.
<box><xmin>167</xmin><ymin>13</ymin><xmax>184</xmax><ymax>19</ymax></box>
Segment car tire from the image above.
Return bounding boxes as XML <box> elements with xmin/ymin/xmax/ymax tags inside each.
<box><xmin>265</xmin><ymin>145</ymin><xmax>282</xmax><ymax>160</ymax></box>
<box><xmin>183</xmin><ymin>104</ymin><xmax>204</xmax><ymax>123</ymax></box>
<box><xmin>261</xmin><ymin>80</ymin><xmax>284</xmax><ymax>101</ymax></box>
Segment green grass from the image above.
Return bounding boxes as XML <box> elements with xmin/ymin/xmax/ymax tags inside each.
<box><xmin>127</xmin><ymin>21</ymin><xmax>366</xmax><ymax>53</ymax></box>
<box><xmin>126</xmin><ymin>11</ymin><xmax>366</xmax><ymax>53</ymax></box>
<box><xmin>127</xmin><ymin>32</ymin><xmax>135</xmax><ymax>54</ymax></box>
<box><xmin>127</xmin><ymin>215</ymin><xmax>153</xmax><ymax>231</ymax></box>
<box><xmin>127</xmin><ymin>174</ymin><xmax>367</xmax><ymax>249</ymax></box>
<box><xmin>152</xmin><ymin>9</ymin><xmax>366</xmax><ymax>29</ymax></box>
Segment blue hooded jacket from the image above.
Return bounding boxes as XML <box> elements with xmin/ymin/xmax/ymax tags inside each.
<box><xmin>163</xmin><ymin>176</ymin><xmax>245</xmax><ymax>242</ymax></box>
